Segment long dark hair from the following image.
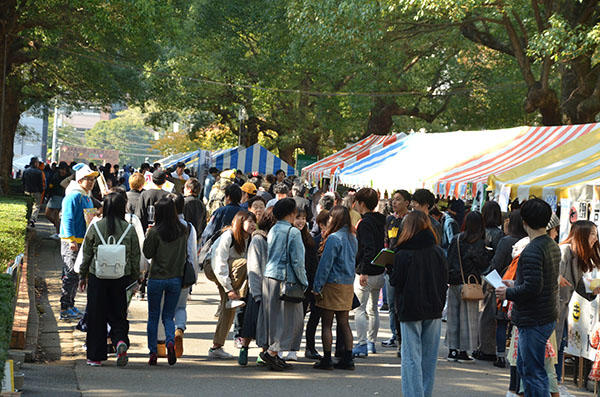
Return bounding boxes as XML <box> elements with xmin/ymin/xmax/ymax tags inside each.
<box><xmin>562</xmin><ymin>220</ymin><xmax>600</xmax><ymax>272</ymax></box>
<box><xmin>482</xmin><ymin>201</ymin><xmax>502</xmax><ymax>228</ymax></box>
<box><xmin>461</xmin><ymin>211</ymin><xmax>485</xmax><ymax>243</ymax></box>
<box><xmin>396</xmin><ymin>211</ymin><xmax>437</xmax><ymax>246</ymax></box>
<box><xmin>154</xmin><ymin>197</ymin><xmax>186</xmax><ymax>242</ymax></box>
<box><xmin>507</xmin><ymin>210</ymin><xmax>527</xmax><ymax>239</ymax></box>
<box><xmin>227</xmin><ymin>210</ymin><xmax>257</xmax><ymax>254</ymax></box>
<box><xmin>296</xmin><ymin>208</ymin><xmax>315</xmax><ymax>250</ymax></box>
<box><xmin>257</xmin><ymin>207</ymin><xmax>277</xmax><ymax>232</ymax></box>
<box><xmin>319</xmin><ymin>206</ymin><xmax>353</xmax><ymax>253</ymax></box>
<box><xmin>102</xmin><ymin>192</ymin><xmax>126</xmax><ymax>237</ymax></box>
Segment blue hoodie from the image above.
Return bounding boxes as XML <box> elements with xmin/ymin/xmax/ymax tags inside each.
<box><xmin>59</xmin><ymin>181</ymin><xmax>94</xmax><ymax>243</ymax></box>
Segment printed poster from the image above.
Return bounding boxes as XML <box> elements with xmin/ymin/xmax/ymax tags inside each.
<box><xmin>566</xmin><ymin>292</ymin><xmax>599</xmax><ymax>361</ymax></box>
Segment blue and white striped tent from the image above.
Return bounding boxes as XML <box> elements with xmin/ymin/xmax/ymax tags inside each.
<box><xmin>158</xmin><ymin>150</ymin><xmax>198</xmax><ymax>169</ymax></box>
<box><xmin>213</xmin><ymin>144</ymin><xmax>296</xmax><ymax>175</ymax></box>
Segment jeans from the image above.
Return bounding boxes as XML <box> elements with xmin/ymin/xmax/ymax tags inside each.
<box><xmin>496</xmin><ymin>320</ymin><xmax>508</xmax><ymax>357</ymax></box>
<box><xmin>384</xmin><ymin>274</ymin><xmax>399</xmax><ymax>341</ymax></box>
<box><xmin>174</xmin><ymin>288</ymin><xmax>189</xmax><ymax>331</ymax></box>
<box><xmin>555</xmin><ymin>321</ymin><xmax>568</xmax><ymax>382</ymax></box>
<box><xmin>147</xmin><ymin>277</ymin><xmax>182</xmax><ymax>353</ymax></box>
<box><xmin>517</xmin><ymin>322</ymin><xmax>555</xmax><ymax>397</ymax></box>
<box><xmin>400</xmin><ymin>319</ymin><xmax>442</xmax><ymax>397</ymax></box>
<box><xmin>354</xmin><ymin>273</ymin><xmax>385</xmax><ymax>345</ymax></box>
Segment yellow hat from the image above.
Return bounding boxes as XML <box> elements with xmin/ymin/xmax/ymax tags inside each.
<box><xmin>241</xmin><ymin>182</ymin><xmax>257</xmax><ymax>195</ymax></box>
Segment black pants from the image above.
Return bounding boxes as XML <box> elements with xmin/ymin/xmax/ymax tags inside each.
<box><xmin>86</xmin><ymin>274</ymin><xmax>130</xmax><ymax>361</ymax></box>
<box><xmin>304</xmin><ymin>296</ymin><xmax>322</xmax><ymax>350</ymax></box>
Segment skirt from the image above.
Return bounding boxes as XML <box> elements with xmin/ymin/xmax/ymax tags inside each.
<box><xmin>240</xmin><ymin>291</ymin><xmax>261</xmax><ymax>341</ymax></box>
<box><xmin>262</xmin><ymin>277</ymin><xmax>304</xmax><ymax>352</ymax></box>
<box><xmin>316</xmin><ymin>283</ymin><xmax>354</xmax><ymax>311</ymax></box>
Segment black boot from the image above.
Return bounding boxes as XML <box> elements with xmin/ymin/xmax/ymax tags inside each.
<box><xmin>314</xmin><ymin>351</ymin><xmax>333</xmax><ymax>370</ymax></box>
<box><xmin>334</xmin><ymin>350</ymin><xmax>355</xmax><ymax>370</ymax></box>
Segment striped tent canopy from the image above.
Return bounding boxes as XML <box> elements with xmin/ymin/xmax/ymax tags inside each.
<box><xmin>301</xmin><ymin>134</ymin><xmax>405</xmax><ymax>184</ymax></box>
<box><xmin>156</xmin><ymin>151</ymin><xmax>195</xmax><ymax>169</ymax></box>
<box><xmin>212</xmin><ymin>143</ymin><xmax>297</xmax><ymax>175</ymax></box>
<box><xmin>432</xmin><ymin>123</ymin><xmax>599</xmax><ymax>198</ymax></box>
<box><xmin>488</xmin><ymin>124</ymin><xmax>600</xmax><ymax>202</ymax></box>
<box><xmin>338</xmin><ymin>127</ymin><xmax>524</xmax><ymax>192</ymax></box>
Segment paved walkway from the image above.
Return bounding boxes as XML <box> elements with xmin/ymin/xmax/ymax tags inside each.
<box><xmin>20</xmin><ymin>217</ymin><xmax>593</xmax><ymax>396</ymax></box>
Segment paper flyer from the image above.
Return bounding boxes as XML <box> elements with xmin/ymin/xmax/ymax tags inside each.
<box><xmin>483</xmin><ymin>270</ymin><xmax>504</xmax><ymax>289</ymax></box>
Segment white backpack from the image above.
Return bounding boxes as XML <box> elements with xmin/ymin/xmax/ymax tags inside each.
<box><xmin>93</xmin><ymin>222</ymin><xmax>132</xmax><ymax>279</ymax></box>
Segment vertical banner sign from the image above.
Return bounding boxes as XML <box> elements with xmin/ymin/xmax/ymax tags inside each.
<box><xmin>566</xmin><ymin>293</ymin><xmax>599</xmax><ymax>361</ymax></box>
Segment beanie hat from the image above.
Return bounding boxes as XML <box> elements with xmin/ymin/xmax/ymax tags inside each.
<box><xmin>152</xmin><ymin>169</ymin><xmax>168</xmax><ymax>186</ymax></box>
<box><xmin>546</xmin><ymin>213</ymin><xmax>560</xmax><ymax>231</ymax></box>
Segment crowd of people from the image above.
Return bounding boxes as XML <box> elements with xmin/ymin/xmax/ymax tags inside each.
<box><xmin>19</xmin><ymin>155</ymin><xmax>600</xmax><ymax>396</ymax></box>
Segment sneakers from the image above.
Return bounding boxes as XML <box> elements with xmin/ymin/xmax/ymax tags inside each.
<box><xmin>304</xmin><ymin>348</ymin><xmax>322</xmax><ymax>360</ymax></box>
<box><xmin>175</xmin><ymin>328</ymin><xmax>184</xmax><ymax>357</ymax></box>
<box><xmin>275</xmin><ymin>355</ymin><xmax>292</xmax><ymax>369</ymax></box>
<box><xmin>238</xmin><ymin>347</ymin><xmax>248</xmax><ymax>366</ymax></box>
<box><xmin>167</xmin><ymin>341</ymin><xmax>177</xmax><ymax>366</ymax></box>
<box><xmin>60</xmin><ymin>308</ymin><xmax>82</xmax><ymax>320</ymax></box>
<box><xmin>225</xmin><ymin>299</ymin><xmax>245</xmax><ymax>309</ymax></box>
<box><xmin>284</xmin><ymin>351</ymin><xmax>298</xmax><ymax>361</ymax></box>
<box><xmin>148</xmin><ymin>352</ymin><xmax>158</xmax><ymax>366</ymax></box>
<box><xmin>256</xmin><ymin>354</ymin><xmax>267</xmax><ymax>366</ymax></box>
<box><xmin>116</xmin><ymin>341</ymin><xmax>128</xmax><ymax>367</ymax></box>
<box><xmin>70</xmin><ymin>307</ymin><xmax>84</xmax><ymax>318</ymax></box>
<box><xmin>208</xmin><ymin>347</ymin><xmax>234</xmax><ymax>360</ymax></box>
<box><xmin>49</xmin><ymin>233</ymin><xmax>60</xmax><ymax>240</ymax></box>
<box><xmin>352</xmin><ymin>343</ymin><xmax>368</xmax><ymax>358</ymax></box>
<box><xmin>86</xmin><ymin>359</ymin><xmax>101</xmax><ymax>366</ymax></box>
<box><xmin>382</xmin><ymin>338</ymin><xmax>397</xmax><ymax>348</ymax></box>
<box><xmin>380</xmin><ymin>303</ymin><xmax>389</xmax><ymax>312</ymax></box>
<box><xmin>493</xmin><ymin>357</ymin><xmax>506</xmax><ymax>368</ymax></box>
<box><xmin>259</xmin><ymin>351</ymin><xmax>285</xmax><ymax>371</ymax></box>
<box><xmin>313</xmin><ymin>358</ymin><xmax>333</xmax><ymax>370</ymax></box>
<box><xmin>457</xmin><ymin>351</ymin><xmax>474</xmax><ymax>363</ymax></box>
<box><xmin>447</xmin><ymin>349</ymin><xmax>459</xmax><ymax>362</ymax></box>
<box><xmin>367</xmin><ymin>341</ymin><xmax>376</xmax><ymax>354</ymax></box>
<box><xmin>472</xmin><ymin>349</ymin><xmax>496</xmax><ymax>362</ymax></box>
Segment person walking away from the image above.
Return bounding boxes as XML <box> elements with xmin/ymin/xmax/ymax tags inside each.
<box><xmin>411</xmin><ymin>189</ymin><xmax>443</xmax><ymax>244</ymax></box>
<box><xmin>442</xmin><ymin>199</ymin><xmax>465</xmax><ymax>252</ymax></box>
<box><xmin>352</xmin><ymin>188</ymin><xmax>386</xmax><ymax>358</ymax></box>
<box><xmin>389</xmin><ymin>211</ymin><xmax>447</xmax><ymax>397</ymax></box>
<box><xmin>382</xmin><ymin>190</ymin><xmax>411</xmax><ymax>352</ymax></box>
<box><xmin>260</xmin><ymin>198</ymin><xmax>308</xmax><ymax>371</ymax></box>
<box><xmin>59</xmin><ymin>163</ymin><xmax>98</xmax><ymax>320</ymax></box>
<box><xmin>205</xmin><ymin>211</ymin><xmax>256</xmax><ymax>359</ymax></box>
<box><xmin>45</xmin><ymin>161</ymin><xmax>70</xmax><ymax>237</ymax></box>
<box><xmin>489</xmin><ymin>210</ymin><xmax>528</xmax><ymax>368</ymax></box>
<box><xmin>474</xmin><ymin>201</ymin><xmax>505</xmax><ymax>362</ymax></box>
<box><xmin>135</xmin><ymin>169</ymin><xmax>170</xmax><ymax>232</ymax></box>
<box><xmin>204</xmin><ymin>167</ymin><xmax>219</xmax><ymax>203</ymax></box>
<box><xmin>495</xmin><ymin>198</ymin><xmax>560</xmax><ymax>396</ymax></box>
<box><xmin>183</xmin><ymin>177</ymin><xmax>207</xmax><ymax>240</ymax></box>
<box><xmin>312</xmin><ymin>206</ymin><xmax>358</xmax><ymax>370</ymax></box>
<box><xmin>125</xmin><ymin>172</ymin><xmax>145</xmax><ymax>215</ymax></box>
<box><xmin>446</xmin><ymin>211</ymin><xmax>488</xmax><ymax>362</ymax></box>
<box><xmin>143</xmin><ymin>197</ymin><xmax>188</xmax><ymax>366</ymax></box>
<box><xmin>23</xmin><ymin>157</ymin><xmax>44</xmax><ymax>227</ymax></box>
<box><xmin>239</xmin><ymin>208</ymin><xmax>277</xmax><ymax>366</ymax></box>
<box><xmin>202</xmin><ymin>183</ymin><xmax>243</xmax><ymax>244</ymax></box>
<box><xmin>79</xmin><ymin>192</ymin><xmax>140</xmax><ymax>367</ymax></box>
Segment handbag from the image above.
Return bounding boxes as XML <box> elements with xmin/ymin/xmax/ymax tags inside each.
<box><xmin>279</xmin><ymin>226</ymin><xmax>306</xmax><ymax>303</ymax></box>
<box><xmin>457</xmin><ymin>236</ymin><xmax>484</xmax><ymax>301</ymax></box>
<box><xmin>181</xmin><ymin>223</ymin><xmax>197</xmax><ymax>288</ymax></box>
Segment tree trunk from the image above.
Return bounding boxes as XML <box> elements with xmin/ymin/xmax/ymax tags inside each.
<box><xmin>244</xmin><ymin>117</ymin><xmax>261</xmax><ymax>147</ymax></box>
<box><xmin>0</xmin><ymin>85</ymin><xmax>22</xmax><ymax>194</ymax></box>
<box><xmin>366</xmin><ymin>98</ymin><xmax>398</xmax><ymax>136</ymax></box>
<box><xmin>278</xmin><ymin>145</ymin><xmax>295</xmax><ymax>167</ymax></box>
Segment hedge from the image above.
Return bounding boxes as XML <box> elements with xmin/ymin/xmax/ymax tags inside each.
<box><xmin>0</xmin><ymin>273</ymin><xmax>16</xmax><ymax>386</ymax></box>
<box><xmin>0</xmin><ymin>196</ymin><xmax>29</xmax><ymax>273</ymax></box>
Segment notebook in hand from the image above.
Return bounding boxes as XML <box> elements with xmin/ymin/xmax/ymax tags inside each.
<box><xmin>371</xmin><ymin>249</ymin><xmax>395</xmax><ymax>267</ymax></box>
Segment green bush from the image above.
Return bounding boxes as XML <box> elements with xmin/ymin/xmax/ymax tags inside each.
<box><xmin>0</xmin><ymin>274</ymin><xmax>16</xmax><ymax>386</ymax></box>
<box><xmin>0</xmin><ymin>197</ymin><xmax>28</xmax><ymax>273</ymax></box>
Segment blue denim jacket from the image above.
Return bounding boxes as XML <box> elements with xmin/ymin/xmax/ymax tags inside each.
<box><xmin>264</xmin><ymin>221</ymin><xmax>308</xmax><ymax>287</ymax></box>
<box><xmin>312</xmin><ymin>226</ymin><xmax>358</xmax><ymax>293</ymax></box>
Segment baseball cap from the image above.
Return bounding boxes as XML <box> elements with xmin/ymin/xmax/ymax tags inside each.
<box><xmin>73</xmin><ymin>163</ymin><xmax>99</xmax><ymax>181</ymax></box>
<box><xmin>152</xmin><ymin>169</ymin><xmax>168</xmax><ymax>186</ymax></box>
<box><xmin>241</xmin><ymin>182</ymin><xmax>257</xmax><ymax>195</ymax></box>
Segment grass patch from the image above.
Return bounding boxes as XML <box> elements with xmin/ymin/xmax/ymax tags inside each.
<box><xmin>0</xmin><ymin>273</ymin><xmax>15</xmax><ymax>386</ymax></box>
<box><xmin>0</xmin><ymin>196</ymin><xmax>29</xmax><ymax>273</ymax></box>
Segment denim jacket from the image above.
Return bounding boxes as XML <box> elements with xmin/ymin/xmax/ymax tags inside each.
<box><xmin>312</xmin><ymin>226</ymin><xmax>358</xmax><ymax>293</ymax></box>
<box><xmin>264</xmin><ymin>221</ymin><xmax>308</xmax><ymax>287</ymax></box>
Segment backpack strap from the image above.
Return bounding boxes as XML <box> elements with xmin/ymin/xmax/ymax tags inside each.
<box><xmin>116</xmin><ymin>223</ymin><xmax>133</xmax><ymax>245</ymax></box>
<box><xmin>93</xmin><ymin>222</ymin><xmax>107</xmax><ymax>245</ymax></box>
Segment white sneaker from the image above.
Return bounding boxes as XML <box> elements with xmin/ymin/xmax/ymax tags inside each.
<box><xmin>284</xmin><ymin>351</ymin><xmax>298</xmax><ymax>361</ymax></box>
<box><xmin>225</xmin><ymin>299</ymin><xmax>245</xmax><ymax>309</ymax></box>
<box><xmin>208</xmin><ymin>347</ymin><xmax>234</xmax><ymax>360</ymax></box>
<box><xmin>49</xmin><ymin>233</ymin><xmax>60</xmax><ymax>240</ymax></box>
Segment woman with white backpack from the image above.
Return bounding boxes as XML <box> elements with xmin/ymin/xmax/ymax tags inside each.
<box><xmin>80</xmin><ymin>192</ymin><xmax>141</xmax><ymax>367</ymax></box>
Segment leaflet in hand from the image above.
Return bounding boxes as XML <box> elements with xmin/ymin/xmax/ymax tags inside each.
<box><xmin>483</xmin><ymin>270</ymin><xmax>504</xmax><ymax>289</ymax></box>
<box><xmin>371</xmin><ymin>249</ymin><xmax>395</xmax><ymax>267</ymax></box>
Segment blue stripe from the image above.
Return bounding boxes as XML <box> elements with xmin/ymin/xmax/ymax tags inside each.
<box><xmin>259</xmin><ymin>146</ymin><xmax>267</xmax><ymax>174</ymax></box>
<box><xmin>215</xmin><ymin>154</ymin><xmax>223</xmax><ymax>171</ymax></box>
<box><xmin>244</xmin><ymin>145</ymin><xmax>254</xmax><ymax>174</ymax></box>
<box><xmin>230</xmin><ymin>149</ymin><xmax>238</xmax><ymax>170</ymax></box>
<box><xmin>340</xmin><ymin>139</ymin><xmax>408</xmax><ymax>176</ymax></box>
<box><xmin>288</xmin><ymin>165</ymin><xmax>295</xmax><ymax>175</ymax></box>
<box><xmin>273</xmin><ymin>156</ymin><xmax>281</xmax><ymax>175</ymax></box>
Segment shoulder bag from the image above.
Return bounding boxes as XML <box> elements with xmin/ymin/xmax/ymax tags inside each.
<box><xmin>279</xmin><ymin>226</ymin><xmax>306</xmax><ymax>303</ymax></box>
<box><xmin>182</xmin><ymin>222</ymin><xmax>197</xmax><ymax>288</ymax></box>
<box><xmin>458</xmin><ymin>236</ymin><xmax>484</xmax><ymax>301</ymax></box>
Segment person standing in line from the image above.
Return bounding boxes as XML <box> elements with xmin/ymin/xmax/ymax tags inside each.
<box><xmin>204</xmin><ymin>167</ymin><xmax>220</xmax><ymax>203</ymax></box>
<box><xmin>411</xmin><ymin>189</ymin><xmax>443</xmax><ymax>243</ymax></box>
<box><xmin>442</xmin><ymin>199</ymin><xmax>465</xmax><ymax>252</ymax></box>
<box><xmin>474</xmin><ymin>201</ymin><xmax>505</xmax><ymax>362</ymax></box>
<box><xmin>266</xmin><ymin>182</ymin><xmax>290</xmax><ymax>208</ymax></box>
<box><xmin>382</xmin><ymin>189</ymin><xmax>411</xmax><ymax>353</ymax></box>
<box><xmin>260</xmin><ymin>198</ymin><xmax>308</xmax><ymax>371</ymax></box>
<box><xmin>79</xmin><ymin>192</ymin><xmax>140</xmax><ymax>367</ymax></box>
<box><xmin>352</xmin><ymin>188</ymin><xmax>386</xmax><ymax>358</ymax></box>
<box><xmin>247</xmin><ymin>196</ymin><xmax>266</xmax><ymax>222</ymax></box>
<box><xmin>23</xmin><ymin>157</ymin><xmax>44</xmax><ymax>227</ymax></box>
<box><xmin>496</xmin><ymin>198</ymin><xmax>560</xmax><ymax>396</ymax></box>
<box><xmin>59</xmin><ymin>163</ymin><xmax>98</xmax><ymax>320</ymax></box>
<box><xmin>143</xmin><ymin>197</ymin><xmax>188</xmax><ymax>366</ymax></box>
<box><xmin>312</xmin><ymin>206</ymin><xmax>358</xmax><ymax>370</ymax></box>
<box><xmin>240</xmin><ymin>182</ymin><xmax>257</xmax><ymax>209</ymax></box>
<box><xmin>267</xmin><ymin>169</ymin><xmax>286</xmax><ymax>196</ymax></box>
<box><xmin>390</xmin><ymin>211</ymin><xmax>448</xmax><ymax>397</ymax></box>
<box><xmin>125</xmin><ymin>172</ymin><xmax>145</xmax><ymax>215</ymax></box>
<box><xmin>183</xmin><ymin>177</ymin><xmax>207</xmax><ymax>240</ymax></box>
<box><xmin>135</xmin><ymin>169</ymin><xmax>170</xmax><ymax>232</ymax></box>
<box><xmin>202</xmin><ymin>183</ymin><xmax>243</xmax><ymax>243</ymax></box>
<box><xmin>45</xmin><ymin>161</ymin><xmax>70</xmax><ymax>238</ymax></box>
<box><xmin>446</xmin><ymin>211</ymin><xmax>489</xmax><ymax>363</ymax></box>
<box><xmin>171</xmin><ymin>162</ymin><xmax>189</xmax><ymax>181</ymax></box>
<box><xmin>205</xmin><ymin>211</ymin><xmax>256</xmax><ymax>360</ymax></box>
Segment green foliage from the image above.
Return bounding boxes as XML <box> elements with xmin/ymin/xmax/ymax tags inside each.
<box><xmin>0</xmin><ymin>198</ymin><xmax>28</xmax><ymax>273</ymax></box>
<box><xmin>0</xmin><ymin>274</ymin><xmax>16</xmax><ymax>386</ymax></box>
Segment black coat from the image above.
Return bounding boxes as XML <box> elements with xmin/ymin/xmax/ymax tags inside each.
<box><xmin>447</xmin><ymin>233</ymin><xmax>488</xmax><ymax>285</ymax></box>
<box><xmin>389</xmin><ymin>229</ymin><xmax>448</xmax><ymax>322</ymax></box>
<box><xmin>355</xmin><ymin>212</ymin><xmax>386</xmax><ymax>276</ymax></box>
